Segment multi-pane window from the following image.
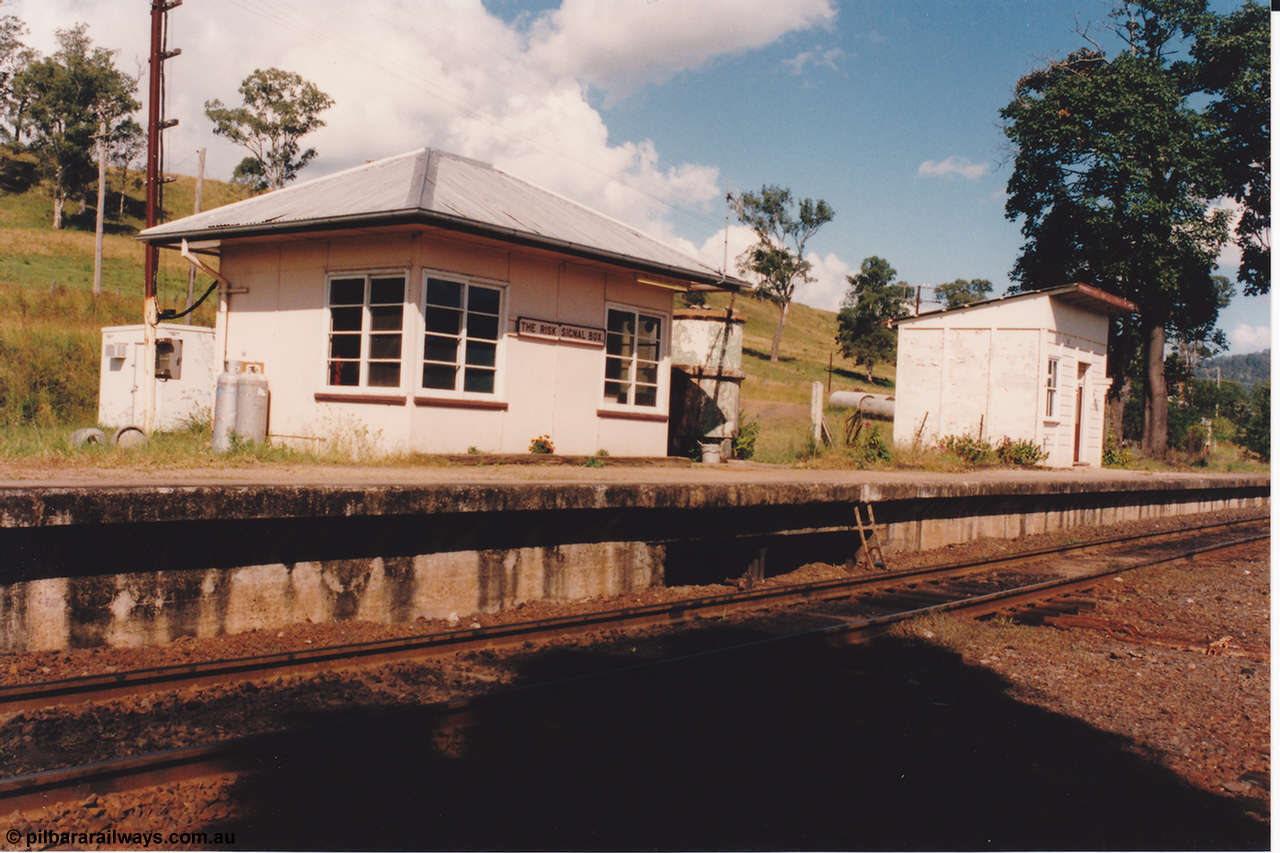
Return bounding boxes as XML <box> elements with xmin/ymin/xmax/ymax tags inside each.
<box><xmin>1045</xmin><ymin>357</ymin><xmax>1059</xmax><ymax>417</ymax></box>
<box><xmin>604</xmin><ymin>307</ymin><xmax>662</xmax><ymax>407</ymax></box>
<box><xmin>422</xmin><ymin>276</ymin><xmax>503</xmax><ymax>394</ymax></box>
<box><xmin>327</xmin><ymin>273</ymin><xmax>405</xmax><ymax>388</ymax></box>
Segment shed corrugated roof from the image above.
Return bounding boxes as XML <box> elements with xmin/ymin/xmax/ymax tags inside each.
<box><xmin>901</xmin><ymin>283</ymin><xmax>1137</xmax><ymax>321</ymax></box>
<box><xmin>138</xmin><ymin>148</ymin><xmax>743</xmax><ymax>289</ymax></box>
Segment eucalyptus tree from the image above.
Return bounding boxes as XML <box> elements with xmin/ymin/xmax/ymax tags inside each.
<box><xmin>729</xmin><ymin>185</ymin><xmax>834</xmax><ymax>362</ymax></box>
<box><xmin>0</xmin><ymin>2</ymin><xmax>28</xmax><ymax>143</ymax></box>
<box><xmin>16</xmin><ymin>24</ymin><xmax>137</xmax><ymax>230</ymax></box>
<box><xmin>205</xmin><ymin>67</ymin><xmax>334</xmax><ymax>192</ymax></box>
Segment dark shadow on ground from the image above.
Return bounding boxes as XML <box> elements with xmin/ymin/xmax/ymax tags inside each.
<box><xmin>742</xmin><ymin>346</ymin><xmax>797</xmax><ymax>364</ymax></box>
<box><xmin>212</xmin><ymin>629</ymin><xmax>1268</xmax><ymax>851</ymax></box>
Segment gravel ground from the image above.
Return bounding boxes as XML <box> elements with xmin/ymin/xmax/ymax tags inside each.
<box><xmin>0</xmin><ymin>507</ymin><xmax>1268</xmax><ymax>850</ymax></box>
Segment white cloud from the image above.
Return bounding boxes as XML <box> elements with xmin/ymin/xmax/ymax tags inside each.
<box><xmin>1229</xmin><ymin>323</ymin><xmax>1271</xmax><ymax>353</ymax></box>
<box><xmin>526</xmin><ymin>0</ymin><xmax>837</xmax><ymax>98</ymax></box>
<box><xmin>9</xmin><ymin>0</ymin><xmax>832</xmax><ymax>248</ymax></box>
<box><xmin>782</xmin><ymin>46</ymin><xmax>844</xmax><ymax>75</ymax></box>
<box><xmin>917</xmin><ymin>155</ymin><xmax>991</xmax><ymax>181</ymax></box>
<box><xmin>802</xmin><ymin>251</ymin><xmax>853</xmax><ymax>311</ymax></box>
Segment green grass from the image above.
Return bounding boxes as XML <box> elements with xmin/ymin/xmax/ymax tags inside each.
<box><xmin>696</xmin><ymin>291</ymin><xmax>901</xmax><ymax>464</ymax></box>
<box><xmin>0</xmin><ymin>159</ymin><xmax>230</xmax><ymax>429</ymax></box>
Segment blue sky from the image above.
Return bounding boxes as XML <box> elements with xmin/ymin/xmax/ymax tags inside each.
<box><xmin>13</xmin><ymin>0</ymin><xmax>1269</xmax><ymax>353</ymax></box>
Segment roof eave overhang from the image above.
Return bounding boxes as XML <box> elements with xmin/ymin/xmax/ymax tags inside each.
<box><xmin>900</xmin><ymin>282</ymin><xmax>1137</xmax><ymax>322</ymax></box>
<box><xmin>139</xmin><ymin>209</ymin><xmax>745</xmax><ymax>292</ymax></box>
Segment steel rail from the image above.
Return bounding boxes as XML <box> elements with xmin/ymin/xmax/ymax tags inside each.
<box><xmin>0</xmin><ymin>514</ymin><xmax>1266</xmax><ymax>714</ymax></box>
<box><xmin>0</xmin><ymin>529</ymin><xmax>1266</xmax><ymax>815</ymax></box>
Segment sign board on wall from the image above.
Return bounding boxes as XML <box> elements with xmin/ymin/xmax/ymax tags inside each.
<box><xmin>517</xmin><ymin>317</ymin><xmax>605</xmax><ymax>347</ymax></box>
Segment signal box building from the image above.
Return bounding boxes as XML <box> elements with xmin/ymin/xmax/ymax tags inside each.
<box><xmin>891</xmin><ymin>284</ymin><xmax>1136</xmax><ymax>468</ymax></box>
<box><xmin>138</xmin><ymin>148</ymin><xmax>743</xmax><ymax>456</ymax></box>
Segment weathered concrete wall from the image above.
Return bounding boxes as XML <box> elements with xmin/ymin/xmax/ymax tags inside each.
<box><xmin>0</xmin><ymin>477</ymin><xmax>1266</xmax><ymax>651</ymax></box>
<box><xmin>0</xmin><ymin>542</ymin><xmax>663</xmax><ymax>651</ymax></box>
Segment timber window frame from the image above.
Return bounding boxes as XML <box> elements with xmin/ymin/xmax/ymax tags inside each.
<box><xmin>1045</xmin><ymin>357</ymin><xmax>1059</xmax><ymax>418</ymax></box>
<box><xmin>601</xmin><ymin>303</ymin><xmax>666</xmax><ymax>410</ymax></box>
<box><xmin>325</xmin><ymin>270</ymin><xmax>408</xmax><ymax>391</ymax></box>
<box><xmin>419</xmin><ymin>270</ymin><xmax>507</xmax><ymax>397</ymax></box>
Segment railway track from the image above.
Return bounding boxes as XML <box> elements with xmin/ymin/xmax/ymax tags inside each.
<box><xmin>0</xmin><ymin>513</ymin><xmax>1266</xmax><ymax>716</ymax></box>
<box><xmin>0</xmin><ymin>515</ymin><xmax>1266</xmax><ymax>815</ymax></box>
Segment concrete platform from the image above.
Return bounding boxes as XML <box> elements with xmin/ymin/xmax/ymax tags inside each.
<box><xmin>0</xmin><ymin>466</ymin><xmax>1268</xmax><ymax>651</ymax></box>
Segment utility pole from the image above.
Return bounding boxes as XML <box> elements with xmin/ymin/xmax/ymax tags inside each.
<box><xmin>143</xmin><ymin>0</ymin><xmax>181</xmax><ymax>434</ymax></box>
<box><xmin>92</xmin><ymin>112</ymin><xmax>107</xmax><ymax>297</ymax></box>
<box><xmin>185</xmin><ymin>146</ymin><xmax>205</xmax><ymax>306</ymax></box>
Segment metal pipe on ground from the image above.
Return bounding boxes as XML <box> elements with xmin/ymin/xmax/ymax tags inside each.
<box><xmin>828</xmin><ymin>391</ymin><xmax>895</xmax><ymax>420</ymax></box>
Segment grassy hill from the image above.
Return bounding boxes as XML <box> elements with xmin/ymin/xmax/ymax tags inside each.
<box><xmin>0</xmin><ymin>157</ymin><xmax>247</xmax><ymax>426</ymax></box>
<box><xmin>1198</xmin><ymin>350</ymin><xmax>1270</xmax><ymax>387</ymax></box>
<box><xmin>694</xmin><ymin>291</ymin><xmax>893</xmax><ymax>461</ymax></box>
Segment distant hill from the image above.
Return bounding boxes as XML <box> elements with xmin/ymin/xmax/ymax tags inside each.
<box><xmin>1198</xmin><ymin>350</ymin><xmax>1270</xmax><ymax>387</ymax></box>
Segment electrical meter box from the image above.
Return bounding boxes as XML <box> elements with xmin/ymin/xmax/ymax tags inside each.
<box><xmin>98</xmin><ymin>324</ymin><xmax>217</xmax><ymax>431</ymax></box>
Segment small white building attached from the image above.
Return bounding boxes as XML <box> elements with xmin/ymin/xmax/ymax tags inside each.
<box><xmin>891</xmin><ymin>284</ymin><xmax>1137</xmax><ymax>468</ymax></box>
<box><xmin>137</xmin><ymin>148</ymin><xmax>744</xmax><ymax>456</ymax></box>
<box><xmin>98</xmin><ymin>323</ymin><xmax>216</xmax><ymax>431</ymax></box>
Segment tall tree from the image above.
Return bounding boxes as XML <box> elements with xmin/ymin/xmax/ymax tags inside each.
<box><xmin>0</xmin><ymin>1</ymin><xmax>28</xmax><ymax>143</ymax></box>
<box><xmin>15</xmin><ymin>24</ymin><xmax>137</xmax><ymax>229</ymax></box>
<box><xmin>1191</xmin><ymin>1</ymin><xmax>1269</xmax><ymax>295</ymax></box>
<box><xmin>204</xmin><ymin>68</ymin><xmax>334</xmax><ymax>191</ymax></box>
<box><xmin>934</xmin><ymin>278</ymin><xmax>993</xmax><ymax>309</ymax></box>
<box><xmin>729</xmin><ymin>185</ymin><xmax>834</xmax><ymax>362</ymax></box>
<box><xmin>1000</xmin><ymin>0</ymin><xmax>1259</xmax><ymax>456</ymax></box>
<box><xmin>835</xmin><ymin>256</ymin><xmax>912</xmax><ymax>382</ymax></box>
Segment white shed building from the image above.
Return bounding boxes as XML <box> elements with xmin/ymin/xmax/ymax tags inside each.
<box><xmin>892</xmin><ymin>284</ymin><xmax>1136</xmax><ymax>468</ymax></box>
<box><xmin>137</xmin><ymin>148</ymin><xmax>744</xmax><ymax>456</ymax></box>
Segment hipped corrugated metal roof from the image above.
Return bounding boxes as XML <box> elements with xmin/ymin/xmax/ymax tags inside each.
<box><xmin>138</xmin><ymin>148</ymin><xmax>743</xmax><ymax>289</ymax></box>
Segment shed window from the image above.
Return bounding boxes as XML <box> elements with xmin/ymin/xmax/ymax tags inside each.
<box><xmin>422</xmin><ymin>276</ymin><xmax>503</xmax><ymax>394</ymax></box>
<box><xmin>1045</xmin><ymin>357</ymin><xmax>1059</xmax><ymax>417</ymax></box>
<box><xmin>327</xmin><ymin>273</ymin><xmax>405</xmax><ymax>388</ymax></box>
<box><xmin>604</xmin><ymin>307</ymin><xmax>662</xmax><ymax>407</ymax></box>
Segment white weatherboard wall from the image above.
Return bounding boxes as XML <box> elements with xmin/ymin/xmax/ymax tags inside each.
<box><xmin>216</xmin><ymin>230</ymin><xmax>674</xmax><ymax>456</ymax></box>
<box><xmin>893</xmin><ymin>294</ymin><xmax>1112</xmax><ymax>467</ymax></box>
<box><xmin>98</xmin><ymin>324</ymin><xmax>217</xmax><ymax>431</ymax></box>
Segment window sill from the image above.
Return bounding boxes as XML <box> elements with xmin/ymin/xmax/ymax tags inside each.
<box><xmin>415</xmin><ymin>395</ymin><xmax>509</xmax><ymax>411</ymax></box>
<box><xmin>315</xmin><ymin>391</ymin><xmax>407</xmax><ymax>406</ymax></box>
<box><xmin>597</xmin><ymin>408</ymin><xmax>668</xmax><ymax>423</ymax></box>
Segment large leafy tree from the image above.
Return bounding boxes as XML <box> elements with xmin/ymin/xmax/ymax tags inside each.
<box><xmin>729</xmin><ymin>185</ymin><xmax>834</xmax><ymax>362</ymax></box>
<box><xmin>205</xmin><ymin>67</ymin><xmax>334</xmax><ymax>192</ymax></box>
<box><xmin>1000</xmin><ymin>0</ymin><xmax>1262</xmax><ymax>456</ymax></box>
<box><xmin>15</xmin><ymin>24</ymin><xmax>137</xmax><ymax>229</ymax></box>
<box><xmin>1192</xmin><ymin>1</ymin><xmax>1269</xmax><ymax>295</ymax></box>
<box><xmin>835</xmin><ymin>256</ymin><xmax>912</xmax><ymax>382</ymax></box>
